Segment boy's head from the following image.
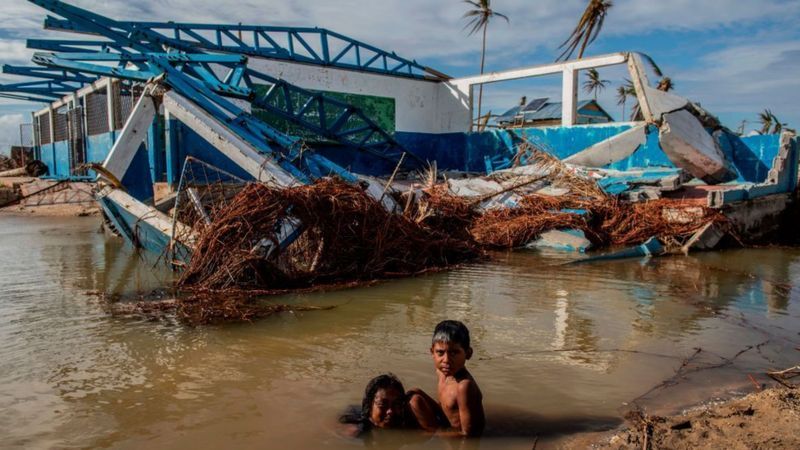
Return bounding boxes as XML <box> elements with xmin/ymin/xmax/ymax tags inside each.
<box><xmin>430</xmin><ymin>320</ymin><xmax>473</xmax><ymax>376</ymax></box>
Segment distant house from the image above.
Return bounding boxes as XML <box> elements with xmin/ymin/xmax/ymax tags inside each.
<box><xmin>495</xmin><ymin>97</ymin><xmax>614</xmax><ymax>128</ymax></box>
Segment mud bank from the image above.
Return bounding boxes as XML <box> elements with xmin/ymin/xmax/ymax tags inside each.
<box><xmin>564</xmin><ymin>387</ymin><xmax>799</xmax><ymax>449</ymax></box>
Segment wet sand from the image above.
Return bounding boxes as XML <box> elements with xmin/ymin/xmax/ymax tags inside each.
<box><xmin>563</xmin><ymin>386</ymin><xmax>800</xmax><ymax>449</ymax></box>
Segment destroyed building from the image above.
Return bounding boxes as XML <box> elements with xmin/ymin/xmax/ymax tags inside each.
<box><xmin>0</xmin><ymin>0</ymin><xmax>797</xmax><ymax>295</ymax></box>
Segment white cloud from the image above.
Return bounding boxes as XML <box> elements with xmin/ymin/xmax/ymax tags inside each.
<box><xmin>0</xmin><ymin>41</ymin><xmax>33</xmax><ymax>66</ymax></box>
<box><xmin>0</xmin><ymin>113</ymin><xmax>27</xmax><ymax>153</ymax></box>
<box><xmin>675</xmin><ymin>41</ymin><xmax>800</xmax><ymax>126</ymax></box>
<box><xmin>604</xmin><ymin>0</ymin><xmax>798</xmax><ymax>34</ymax></box>
<box><xmin>3</xmin><ymin>0</ymin><xmax>795</xmax><ymax>65</ymax></box>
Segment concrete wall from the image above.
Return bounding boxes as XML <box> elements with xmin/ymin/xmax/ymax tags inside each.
<box><xmin>247</xmin><ymin>58</ymin><xmax>470</xmax><ymax>134</ymax></box>
<box><xmin>397</xmin><ymin>125</ymin><xmax>786</xmax><ymax>182</ymax></box>
<box><xmin>39</xmin><ymin>143</ymin><xmax>56</xmax><ymax>176</ymax></box>
<box><xmin>86</xmin><ymin>132</ymin><xmax>115</xmax><ymax>165</ymax></box>
<box><xmin>53</xmin><ymin>140</ymin><xmax>71</xmax><ymax>177</ymax></box>
<box><xmin>396</xmin><ymin>123</ymin><xmax>673</xmax><ymax>173</ymax></box>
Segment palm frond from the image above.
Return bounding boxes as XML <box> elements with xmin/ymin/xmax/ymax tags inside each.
<box><xmin>638</xmin><ymin>53</ymin><xmax>664</xmax><ymax>78</ymax></box>
<box><xmin>557</xmin><ymin>0</ymin><xmax>613</xmax><ymax>61</ymax></box>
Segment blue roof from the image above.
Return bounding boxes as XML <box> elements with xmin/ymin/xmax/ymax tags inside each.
<box><xmin>496</xmin><ymin>98</ymin><xmax>611</xmax><ymax>124</ymax></box>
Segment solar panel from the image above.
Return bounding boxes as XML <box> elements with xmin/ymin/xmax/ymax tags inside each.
<box><xmin>523</xmin><ymin>97</ymin><xmax>549</xmax><ymax>112</ymax></box>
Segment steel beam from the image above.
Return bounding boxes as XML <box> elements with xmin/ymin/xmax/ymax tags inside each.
<box><xmin>42</xmin><ymin>17</ymin><xmax>445</xmax><ymax>80</ymax></box>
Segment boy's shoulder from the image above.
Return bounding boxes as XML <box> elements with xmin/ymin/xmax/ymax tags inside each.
<box><xmin>455</xmin><ymin>370</ymin><xmax>481</xmax><ymax>392</ymax></box>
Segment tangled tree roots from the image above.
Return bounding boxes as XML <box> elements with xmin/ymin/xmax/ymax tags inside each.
<box><xmin>471</xmin><ymin>195</ymin><xmax>729</xmax><ymax>250</ymax></box>
<box><xmin>174</xmin><ymin>178</ymin><xmax>729</xmax><ymax>325</ymax></box>
<box><xmin>179</xmin><ymin>179</ymin><xmax>481</xmax><ymax>291</ymax></box>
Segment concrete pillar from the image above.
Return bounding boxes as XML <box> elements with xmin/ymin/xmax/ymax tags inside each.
<box><xmin>47</xmin><ymin>106</ymin><xmax>55</xmax><ymax>145</ymax></box>
<box><xmin>31</xmin><ymin>111</ymin><xmax>40</xmax><ymax>160</ymax></box>
<box><xmin>164</xmin><ymin>110</ymin><xmax>180</xmax><ymax>187</ymax></box>
<box><xmin>106</xmin><ymin>78</ymin><xmax>116</xmax><ymax>140</ymax></box>
<box><xmin>561</xmin><ymin>67</ymin><xmax>578</xmax><ymax>126</ymax></box>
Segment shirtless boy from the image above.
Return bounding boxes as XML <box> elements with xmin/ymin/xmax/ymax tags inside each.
<box><xmin>408</xmin><ymin>320</ymin><xmax>485</xmax><ymax>437</ymax></box>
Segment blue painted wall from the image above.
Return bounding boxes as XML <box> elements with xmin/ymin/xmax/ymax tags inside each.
<box><xmin>396</xmin><ymin>124</ymin><xmax>671</xmax><ymax>174</ymax></box>
<box><xmin>120</xmin><ymin>145</ymin><xmax>154</xmax><ymax>202</ymax></box>
<box><xmin>396</xmin><ymin>126</ymin><xmax>784</xmax><ymax>184</ymax></box>
<box><xmin>39</xmin><ymin>143</ymin><xmax>55</xmax><ymax>176</ymax></box>
<box><xmin>53</xmin><ymin>140</ymin><xmax>71</xmax><ymax>177</ymax></box>
<box><xmin>86</xmin><ymin>132</ymin><xmax>115</xmax><ymax>165</ymax></box>
<box><xmin>168</xmin><ymin>119</ymin><xmax>263</xmax><ymax>183</ymax></box>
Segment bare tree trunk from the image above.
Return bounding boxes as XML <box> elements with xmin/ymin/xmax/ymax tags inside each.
<box><xmin>476</xmin><ymin>24</ymin><xmax>487</xmax><ymax>127</ymax></box>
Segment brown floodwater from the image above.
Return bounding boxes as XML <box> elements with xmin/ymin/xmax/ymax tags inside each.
<box><xmin>1</xmin><ymin>213</ymin><xmax>799</xmax><ymax>449</ymax></box>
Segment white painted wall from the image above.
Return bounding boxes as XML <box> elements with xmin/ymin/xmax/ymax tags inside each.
<box><xmin>247</xmin><ymin>58</ymin><xmax>470</xmax><ymax>134</ymax></box>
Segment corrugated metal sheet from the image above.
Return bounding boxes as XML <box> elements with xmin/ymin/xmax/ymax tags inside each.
<box><xmin>496</xmin><ymin>100</ymin><xmax>610</xmax><ymax>124</ymax></box>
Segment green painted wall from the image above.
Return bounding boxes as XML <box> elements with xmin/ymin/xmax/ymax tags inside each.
<box><xmin>251</xmin><ymin>84</ymin><xmax>396</xmax><ymax>142</ymax></box>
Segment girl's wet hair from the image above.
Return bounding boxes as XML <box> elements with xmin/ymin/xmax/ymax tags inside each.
<box><xmin>339</xmin><ymin>373</ymin><xmax>405</xmax><ymax>429</ymax></box>
<box><xmin>431</xmin><ymin>320</ymin><xmax>470</xmax><ymax>348</ymax></box>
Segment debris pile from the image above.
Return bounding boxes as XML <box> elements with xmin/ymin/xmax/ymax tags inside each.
<box><xmin>471</xmin><ymin>194</ymin><xmax>589</xmax><ymax>248</ymax></box>
<box><xmin>178</xmin><ymin>179</ymin><xmax>481</xmax><ymax>292</ymax></box>
<box><xmin>177</xmin><ymin>176</ymin><xmax>727</xmax><ymax>294</ymax></box>
<box><xmin>0</xmin><ymin>155</ymin><xmax>18</xmax><ymax>171</ymax></box>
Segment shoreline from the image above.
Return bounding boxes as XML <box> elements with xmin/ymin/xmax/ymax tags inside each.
<box><xmin>559</xmin><ymin>385</ymin><xmax>799</xmax><ymax>449</ymax></box>
<box><xmin>0</xmin><ymin>202</ymin><xmax>99</xmax><ymax>216</ymax></box>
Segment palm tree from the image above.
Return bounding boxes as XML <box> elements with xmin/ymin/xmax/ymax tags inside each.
<box><xmin>557</xmin><ymin>0</ymin><xmax>613</xmax><ymax>61</ymax></box>
<box><xmin>583</xmin><ymin>68</ymin><xmax>610</xmax><ymax>100</ymax></box>
<box><xmin>759</xmin><ymin>109</ymin><xmax>774</xmax><ymax>135</ymax></box>
<box><xmin>620</xmin><ymin>79</ymin><xmax>641</xmax><ymax>121</ymax></box>
<box><xmin>463</xmin><ymin>0</ymin><xmax>509</xmax><ymax>126</ymax></box>
<box><xmin>616</xmin><ymin>85</ymin><xmax>628</xmax><ymax>120</ymax></box>
<box><xmin>656</xmin><ymin>77</ymin><xmax>674</xmax><ymax>92</ymax></box>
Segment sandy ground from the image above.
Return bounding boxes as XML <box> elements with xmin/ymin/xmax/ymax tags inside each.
<box><xmin>1</xmin><ymin>177</ymin><xmax>99</xmax><ymax>216</ymax></box>
<box><xmin>0</xmin><ymin>202</ymin><xmax>99</xmax><ymax>216</ymax></box>
<box><xmin>561</xmin><ymin>387</ymin><xmax>799</xmax><ymax>449</ymax></box>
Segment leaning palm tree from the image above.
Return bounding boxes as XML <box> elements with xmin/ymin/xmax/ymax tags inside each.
<box><xmin>463</xmin><ymin>0</ymin><xmax>509</xmax><ymax>126</ymax></box>
<box><xmin>771</xmin><ymin>114</ymin><xmax>785</xmax><ymax>135</ymax></box>
<box><xmin>620</xmin><ymin>79</ymin><xmax>642</xmax><ymax>121</ymax></box>
<box><xmin>759</xmin><ymin>109</ymin><xmax>774</xmax><ymax>134</ymax></box>
<box><xmin>557</xmin><ymin>0</ymin><xmax>613</xmax><ymax>61</ymax></box>
<box><xmin>616</xmin><ymin>85</ymin><xmax>628</xmax><ymax>120</ymax></box>
<box><xmin>583</xmin><ymin>68</ymin><xmax>610</xmax><ymax>100</ymax></box>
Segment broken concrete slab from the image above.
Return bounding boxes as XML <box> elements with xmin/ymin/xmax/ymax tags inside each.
<box><xmin>641</xmin><ymin>85</ymin><xmax>689</xmax><ymax>121</ymax></box>
<box><xmin>659</xmin><ymin>109</ymin><xmax>737</xmax><ymax>184</ymax></box>
<box><xmin>528</xmin><ymin>229</ymin><xmax>592</xmax><ymax>253</ymax></box>
<box><xmin>102</xmin><ymin>86</ymin><xmax>157</xmax><ymax>184</ymax></box>
<box><xmin>96</xmin><ymin>186</ymin><xmax>195</xmax><ymax>255</ymax></box>
<box><xmin>563</xmin><ymin>123</ymin><xmax>647</xmax><ymax>167</ymax></box>
<box><xmin>681</xmin><ymin>222</ymin><xmax>727</xmax><ymax>254</ymax></box>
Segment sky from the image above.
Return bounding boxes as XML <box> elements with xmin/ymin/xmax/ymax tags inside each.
<box><xmin>0</xmin><ymin>0</ymin><xmax>799</xmax><ymax>154</ymax></box>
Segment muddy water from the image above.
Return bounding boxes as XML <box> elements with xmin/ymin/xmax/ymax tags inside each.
<box><xmin>1</xmin><ymin>214</ymin><xmax>799</xmax><ymax>449</ymax></box>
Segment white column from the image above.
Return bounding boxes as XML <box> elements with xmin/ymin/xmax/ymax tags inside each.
<box><xmin>561</xmin><ymin>67</ymin><xmax>578</xmax><ymax>126</ymax></box>
<box><xmin>47</xmin><ymin>106</ymin><xmax>55</xmax><ymax>144</ymax></box>
<box><xmin>106</xmin><ymin>78</ymin><xmax>115</xmax><ymax>132</ymax></box>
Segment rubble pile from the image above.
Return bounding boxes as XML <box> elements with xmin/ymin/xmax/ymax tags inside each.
<box><xmin>178</xmin><ymin>179</ymin><xmax>481</xmax><ymax>292</ymax></box>
<box><xmin>0</xmin><ymin>154</ymin><xmax>19</xmax><ymax>172</ymax></box>
<box><xmin>178</xmin><ymin>175</ymin><xmax>727</xmax><ymax>298</ymax></box>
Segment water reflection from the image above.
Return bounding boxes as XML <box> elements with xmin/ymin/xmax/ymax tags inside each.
<box><xmin>0</xmin><ymin>215</ymin><xmax>798</xmax><ymax>449</ymax></box>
